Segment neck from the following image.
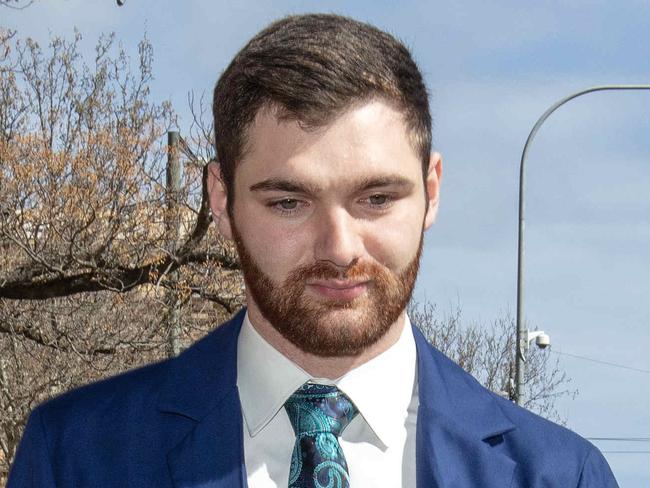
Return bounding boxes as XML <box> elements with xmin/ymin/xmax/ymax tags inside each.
<box><xmin>246</xmin><ymin>303</ymin><xmax>406</xmax><ymax>379</ymax></box>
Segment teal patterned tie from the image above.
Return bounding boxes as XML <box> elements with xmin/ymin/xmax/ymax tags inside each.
<box><xmin>284</xmin><ymin>383</ymin><xmax>358</xmax><ymax>488</ymax></box>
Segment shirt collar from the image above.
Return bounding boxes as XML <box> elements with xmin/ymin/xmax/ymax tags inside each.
<box><xmin>236</xmin><ymin>312</ymin><xmax>417</xmax><ymax>447</ymax></box>
<box><xmin>237</xmin><ymin>313</ymin><xmax>310</xmax><ymax>436</ymax></box>
<box><xmin>336</xmin><ymin>314</ymin><xmax>417</xmax><ymax>447</ymax></box>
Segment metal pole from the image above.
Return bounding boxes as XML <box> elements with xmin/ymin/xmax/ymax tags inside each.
<box><xmin>515</xmin><ymin>85</ymin><xmax>650</xmax><ymax>406</ymax></box>
<box><xmin>166</xmin><ymin>131</ymin><xmax>182</xmax><ymax>357</ymax></box>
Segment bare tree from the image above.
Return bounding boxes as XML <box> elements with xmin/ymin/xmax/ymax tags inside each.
<box><xmin>0</xmin><ymin>29</ymin><xmax>245</xmax><ymax>480</ymax></box>
<box><xmin>0</xmin><ymin>30</ymin><xmax>244</xmax><ymax>305</ymax></box>
<box><xmin>409</xmin><ymin>300</ymin><xmax>575</xmax><ymax>423</ymax></box>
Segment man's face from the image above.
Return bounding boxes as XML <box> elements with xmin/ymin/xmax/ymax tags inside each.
<box><xmin>210</xmin><ymin>99</ymin><xmax>441</xmax><ymax>357</ymax></box>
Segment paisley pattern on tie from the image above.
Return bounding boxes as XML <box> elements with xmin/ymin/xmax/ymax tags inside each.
<box><xmin>284</xmin><ymin>383</ymin><xmax>358</xmax><ymax>488</ymax></box>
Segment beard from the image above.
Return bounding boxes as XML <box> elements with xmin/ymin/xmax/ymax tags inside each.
<box><xmin>232</xmin><ymin>225</ymin><xmax>422</xmax><ymax>357</ymax></box>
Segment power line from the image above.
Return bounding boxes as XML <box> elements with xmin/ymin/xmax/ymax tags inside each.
<box><xmin>551</xmin><ymin>349</ymin><xmax>650</xmax><ymax>375</ymax></box>
<box><xmin>601</xmin><ymin>451</ymin><xmax>650</xmax><ymax>454</ymax></box>
<box><xmin>590</xmin><ymin>438</ymin><xmax>650</xmax><ymax>454</ymax></box>
<box><xmin>588</xmin><ymin>437</ymin><xmax>650</xmax><ymax>442</ymax></box>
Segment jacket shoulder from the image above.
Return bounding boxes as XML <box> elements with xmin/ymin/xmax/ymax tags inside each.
<box><xmin>9</xmin><ymin>311</ymin><xmax>245</xmax><ymax>487</ymax></box>
<box><xmin>38</xmin><ymin>308</ymin><xmax>244</xmax><ymax>424</ymax></box>
<box><xmin>490</xmin><ymin>392</ymin><xmax>617</xmax><ymax>484</ymax></box>
<box><xmin>8</xmin><ymin>357</ymin><xmax>175</xmax><ymax>488</ymax></box>
<box><xmin>39</xmin><ymin>356</ymin><xmax>170</xmax><ymax>423</ymax></box>
<box><xmin>414</xmin><ymin>328</ymin><xmax>618</xmax><ymax>486</ymax></box>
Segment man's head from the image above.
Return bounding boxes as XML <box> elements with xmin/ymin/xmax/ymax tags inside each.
<box><xmin>208</xmin><ymin>14</ymin><xmax>442</xmax><ymax>359</ymax></box>
<box><xmin>212</xmin><ymin>13</ymin><xmax>432</xmax><ymax>214</ymax></box>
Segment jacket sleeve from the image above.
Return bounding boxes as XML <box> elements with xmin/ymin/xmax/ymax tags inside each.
<box><xmin>577</xmin><ymin>445</ymin><xmax>619</xmax><ymax>488</ymax></box>
<box><xmin>7</xmin><ymin>407</ymin><xmax>57</xmax><ymax>488</ymax></box>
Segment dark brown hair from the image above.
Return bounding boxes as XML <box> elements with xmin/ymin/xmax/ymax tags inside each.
<box><xmin>212</xmin><ymin>13</ymin><xmax>431</xmax><ymax>210</ymax></box>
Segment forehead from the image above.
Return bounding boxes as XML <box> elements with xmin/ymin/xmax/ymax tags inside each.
<box><xmin>237</xmin><ymin>100</ymin><xmax>422</xmax><ymax>188</ymax></box>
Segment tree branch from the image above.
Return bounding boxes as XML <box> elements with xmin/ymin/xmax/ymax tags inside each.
<box><xmin>0</xmin><ymin>249</ymin><xmax>240</xmax><ymax>300</ymax></box>
<box><xmin>176</xmin><ymin>162</ymin><xmax>214</xmax><ymax>256</ymax></box>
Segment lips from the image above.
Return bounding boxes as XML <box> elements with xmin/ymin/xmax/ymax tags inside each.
<box><xmin>306</xmin><ymin>280</ymin><xmax>369</xmax><ymax>300</ymax></box>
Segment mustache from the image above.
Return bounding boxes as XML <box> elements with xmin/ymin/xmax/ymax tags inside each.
<box><xmin>286</xmin><ymin>259</ymin><xmax>384</xmax><ymax>283</ymax></box>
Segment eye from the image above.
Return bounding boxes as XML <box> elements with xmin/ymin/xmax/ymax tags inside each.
<box><xmin>368</xmin><ymin>194</ymin><xmax>389</xmax><ymax>206</ymax></box>
<box><xmin>277</xmin><ymin>198</ymin><xmax>298</xmax><ymax>210</ymax></box>
<box><xmin>358</xmin><ymin>193</ymin><xmax>396</xmax><ymax>214</ymax></box>
<box><xmin>267</xmin><ymin>197</ymin><xmax>307</xmax><ymax>216</ymax></box>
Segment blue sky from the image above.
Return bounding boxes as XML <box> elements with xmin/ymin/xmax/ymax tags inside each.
<box><xmin>4</xmin><ymin>0</ymin><xmax>650</xmax><ymax>484</ymax></box>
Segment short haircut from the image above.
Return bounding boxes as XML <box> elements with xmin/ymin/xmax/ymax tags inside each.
<box><xmin>212</xmin><ymin>13</ymin><xmax>431</xmax><ymax>211</ymax></box>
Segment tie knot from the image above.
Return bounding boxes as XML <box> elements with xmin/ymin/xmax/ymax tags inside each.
<box><xmin>285</xmin><ymin>383</ymin><xmax>358</xmax><ymax>438</ymax></box>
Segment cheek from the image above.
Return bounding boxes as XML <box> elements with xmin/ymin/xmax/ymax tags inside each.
<box><xmin>365</xmin><ymin>216</ymin><xmax>424</xmax><ymax>271</ymax></box>
<box><xmin>234</xmin><ymin>211</ymin><xmax>310</xmax><ymax>277</ymax></box>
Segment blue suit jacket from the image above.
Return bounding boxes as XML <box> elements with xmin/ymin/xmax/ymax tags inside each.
<box><xmin>9</xmin><ymin>309</ymin><xmax>618</xmax><ymax>487</ymax></box>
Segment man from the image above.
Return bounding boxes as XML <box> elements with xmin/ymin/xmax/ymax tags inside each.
<box><xmin>9</xmin><ymin>13</ymin><xmax>618</xmax><ymax>488</ymax></box>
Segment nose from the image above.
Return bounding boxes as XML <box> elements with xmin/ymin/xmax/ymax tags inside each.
<box><xmin>313</xmin><ymin>207</ymin><xmax>364</xmax><ymax>268</ymax></box>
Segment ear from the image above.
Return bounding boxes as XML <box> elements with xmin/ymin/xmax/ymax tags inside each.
<box><xmin>206</xmin><ymin>160</ymin><xmax>233</xmax><ymax>240</ymax></box>
<box><xmin>423</xmin><ymin>152</ymin><xmax>443</xmax><ymax>230</ymax></box>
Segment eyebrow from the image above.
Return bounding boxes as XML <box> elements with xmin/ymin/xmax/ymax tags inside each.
<box><xmin>249</xmin><ymin>178</ymin><xmax>321</xmax><ymax>194</ymax></box>
<box><xmin>249</xmin><ymin>174</ymin><xmax>414</xmax><ymax>194</ymax></box>
<box><xmin>356</xmin><ymin>175</ymin><xmax>414</xmax><ymax>192</ymax></box>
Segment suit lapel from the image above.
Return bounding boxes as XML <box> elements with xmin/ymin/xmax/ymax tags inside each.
<box><xmin>158</xmin><ymin>310</ymin><xmax>247</xmax><ymax>488</ymax></box>
<box><xmin>166</xmin><ymin>387</ymin><xmax>246</xmax><ymax>488</ymax></box>
<box><xmin>413</xmin><ymin>325</ymin><xmax>517</xmax><ymax>488</ymax></box>
<box><xmin>416</xmin><ymin>407</ymin><xmax>517</xmax><ymax>488</ymax></box>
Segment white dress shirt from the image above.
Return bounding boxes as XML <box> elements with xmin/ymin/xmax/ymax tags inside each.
<box><xmin>236</xmin><ymin>312</ymin><xmax>419</xmax><ymax>487</ymax></box>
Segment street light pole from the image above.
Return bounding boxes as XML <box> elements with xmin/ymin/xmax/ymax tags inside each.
<box><xmin>515</xmin><ymin>85</ymin><xmax>650</xmax><ymax>406</ymax></box>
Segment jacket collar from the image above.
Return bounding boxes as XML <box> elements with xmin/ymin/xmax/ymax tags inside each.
<box><xmin>159</xmin><ymin>309</ymin><xmax>246</xmax><ymax>488</ymax></box>
<box><xmin>157</xmin><ymin>308</ymin><xmax>245</xmax><ymax>420</ymax></box>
